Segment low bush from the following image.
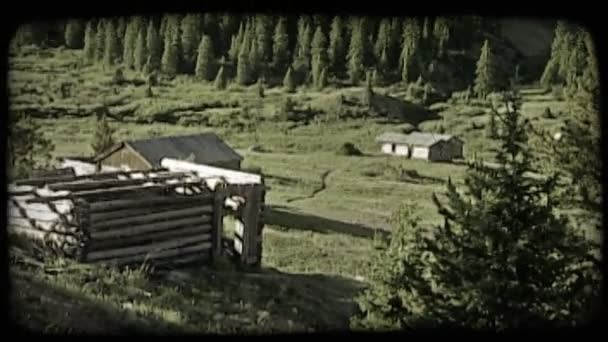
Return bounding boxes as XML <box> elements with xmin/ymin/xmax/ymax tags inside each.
<box><xmin>336</xmin><ymin>142</ymin><xmax>363</xmax><ymax>156</ymax></box>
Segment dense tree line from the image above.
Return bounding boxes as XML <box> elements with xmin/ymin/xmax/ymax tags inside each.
<box><xmin>14</xmin><ymin>15</ymin><xmax>526</xmax><ymax>90</ymax></box>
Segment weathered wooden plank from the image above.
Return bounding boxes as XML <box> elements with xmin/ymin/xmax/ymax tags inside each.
<box><xmin>211</xmin><ymin>188</ymin><xmax>226</xmax><ymax>259</ymax></box>
<box><xmin>90</xmin><ymin>204</ymin><xmax>213</xmax><ymax>222</ymax></box>
<box><xmin>10</xmin><ymin>198</ymin><xmax>74</xmax><ymax>213</ymax></box>
<box><xmin>87</xmin><ymin>226</ymin><xmax>212</xmax><ymax>252</ymax></box>
<box><xmin>26</xmin><ymin>181</ymin><xmax>203</xmax><ymax>203</ymax></box>
<box><xmin>47</xmin><ymin>172</ymin><xmax>197</xmax><ymax>192</ymax></box>
<box><xmin>90</xmin><ymin>218</ymin><xmax>212</xmax><ymax>240</ymax></box>
<box><xmin>88</xmin><ymin>194</ymin><xmax>213</xmax><ymax>212</ymax></box>
<box><xmin>14</xmin><ymin>167</ymin><xmax>169</xmax><ymax>186</ymax></box>
<box><xmin>8</xmin><ymin>206</ymin><xmax>74</xmax><ymax>223</ymax></box>
<box><xmin>86</xmin><ymin>235</ymin><xmax>212</xmax><ymax>262</ymax></box>
<box><xmin>89</xmin><ymin>207</ymin><xmax>213</xmax><ymax>231</ymax></box>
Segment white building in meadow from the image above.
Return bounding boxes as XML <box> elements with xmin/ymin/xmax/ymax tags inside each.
<box><xmin>375</xmin><ymin>132</ymin><xmax>464</xmax><ymax>162</ymax></box>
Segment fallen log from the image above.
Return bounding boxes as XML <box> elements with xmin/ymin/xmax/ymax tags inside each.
<box><xmin>89</xmin><ymin>204</ymin><xmax>213</xmax><ymax>222</ymax></box>
<box><xmin>101</xmin><ymin>242</ymin><xmax>213</xmax><ymax>266</ymax></box>
<box><xmin>90</xmin><ymin>218</ymin><xmax>212</xmax><ymax>240</ymax></box>
<box><xmin>86</xmin><ymin>235</ymin><xmax>212</xmax><ymax>262</ymax></box>
<box><xmin>89</xmin><ymin>207</ymin><xmax>213</xmax><ymax>231</ymax></box>
<box><xmin>88</xmin><ymin>193</ymin><xmax>213</xmax><ymax>212</ymax></box>
<box><xmin>87</xmin><ymin>226</ymin><xmax>213</xmax><ymax>252</ymax></box>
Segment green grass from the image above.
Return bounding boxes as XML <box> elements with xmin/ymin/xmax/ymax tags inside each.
<box><xmin>9</xmin><ymin>47</ymin><xmax>598</xmax><ymax>334</ymax></box>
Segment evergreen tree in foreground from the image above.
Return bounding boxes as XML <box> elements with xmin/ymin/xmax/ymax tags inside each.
<box><xmin>351</xmin><ymin>92</ymin><xmax>600</xmax><ymax>330</ymax></box>
<box><xmin>91</xmin><ymin>115</ymin><xmax>116</xmax><ymax>155</ymax></box>
<box><xmin>473</xmin><ymin>39</ymin><xmax>497</xmax><ymax>99</ymax></box>
<box><xmin>8</xmin><ymin>111</ymin><xmax>55</xmax><ymax>179</ymax></box>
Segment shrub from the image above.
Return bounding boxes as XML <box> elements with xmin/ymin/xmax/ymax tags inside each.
<box><xmin>337</xmin><ymin>142</ymin><xmax>363</xmax><ymax>156</ymax></box>
<box><xmin>542</xmin><ymin>107</ymin><xmax>555</xmax><ymax>119</ymax></box>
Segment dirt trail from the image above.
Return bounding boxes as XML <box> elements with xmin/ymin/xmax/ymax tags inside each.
<box><xmin>286</xmin><ymin>170</ymin><xmax>333</xmax><ymax>204</ymax></box>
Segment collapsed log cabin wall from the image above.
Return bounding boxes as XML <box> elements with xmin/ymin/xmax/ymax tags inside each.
<box><xmin>8</xmin><ymin>169</ymin><xmax>218</xmax><ymax>268</ymax></box>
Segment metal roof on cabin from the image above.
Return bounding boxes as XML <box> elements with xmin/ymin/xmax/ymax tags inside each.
<box><xmin>375</xmin><ymin>132</ymin><xmax>459</xmax><ymax>147</ymax></box>
<box><xmin>124</xmin><ymin>133</ymin><xmax>243</xmax><ymax>167</ymax></box>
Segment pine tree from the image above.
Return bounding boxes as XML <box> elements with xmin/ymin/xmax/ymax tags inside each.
<box><xmin>64</xmin><ymin>19</ymin><xmax>85</xmax><ymax>49</ymax></box>
<box><xmin>272</xmin><ymin>17</ymin><xmax>290</xmax><ymax>73</ymax></box>
<box><xmin>255</xmin><ymin>14</ymin><xmax>273</xmax><ymax>63</ymax></box>
<box><xmin>133</xmin><ymin>23</ymin><xmax>147</xmax><ymax>71</ymax></box>
<box><xmin>195</xmin><ymin>35</ymin><xmax>216</xmax><ymax>81</ymax></box>
<box><xmin>541</xmin><ymin>21</ymin><xmax>569</xmax><ymax>88</ymax></box>
<box><xmin>351</xmin><ymin>92</ymin><xmax>600</xmax><ymax>330</ymax></box>
<box><xmin>161</xmin><ymin>30</ymin><xmax>180</xmax><ymax>77</ymax></box>
<box><xmin>220</xmin><ymin>14</ymin><xmax>240</xmax><ymax>56</ymax></box>
<box><xmin>296</xmin><ymin>17</ymin><xmax>313</xmax><ymax>64</ymax></box>
<box><xmin>374</xmin><ymin>19</ymin><xmax>392</xmax><ymax>65</ymax></box>
<box><xmin>95</xmin><ymin>19</ymin><xmax>106</xmax><ymax>62</ymax></box>
<box><xmin>433</xmin><ymin>17</ymin><xmax>450</xmax><ymax>58</ymax></box>
<box><xmin>103</xmin><ymin>20</ymin><xmax>121</xmax><ymax>67</ymax></box>
<box><xmin>202</xmin><ymin>13</ymin><xmax>220</xmax><ymax>52</ymax></box>
<box><xmin>82</xmin><ymin>20</ymin><xmax>97</xmax><ymax>65</ymax></box>
<box><xmin>145</xmin><ymin>21</ymin><xmax>162</xmax><ymax>72</ymax></box>
<box><xmin>347</xmin><ymin>18</ymin><xmax>365</xmax><ymax>84</ymax></box>
<box><xmin>318</xmin><ymin>67</ymin><xmax>328</xmax><ymax>89</ymax></box>
<box><xmin>328</xmin><ymin>16</ymin><xmax>347</xmax><ymax>75</ymax></box>
<box><xmin>473</xmin><ymin>39</ymin><xmax>497</xmax><ymax>99</ymax></box>
<box><xmin>283</xmin><ymin>66</ymin><xmax>296</xmax><ymax>93</ymax></box>
<box><xmin>180</xmin><ymin>14</ymin><xmax>203</xmax><ymax>74</ymax></box>
<box><xmin>400</xmin><ymin>18</ymin><xmax>422</xmax><ymax>83</ymax></box>
<box><xmin>214</xmin><ymin>65</ymin><xmax>227</xmax><ymax>90</ymax></box>
<box><xmin>116</xmin><ymin>17</ymin><xmax>127</xmax><ymax>49</ymax></box>
<box><xmin>91</xmin><ymin>115</ymin><xmax>116</xmax><ymax>155</ymax></box>
<box><xmin>249</xmin><ymin>38</ymin><xmax>261</xmax><ymax>81</ymax></box>
<box><xmin>228</xmin><ymin>35</ymin><xmax>239</xmax><ymax>62</ymax></box>
<box><xmin>311</xmin><ymin>26</ymin><xmax>328</xmax><ymax>88</ymax></box>
<box><xmin>122</xmin><ymin>17</ymin><xmax>139</xmax><ymax>70</ymax></box>
<box><xmin>236</xmin><ymin>30</ymin><xmax>252</xmax><ymax>85</ymax></box>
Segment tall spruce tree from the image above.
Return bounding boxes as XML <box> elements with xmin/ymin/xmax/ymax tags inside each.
<box><xmin>236</xmin><ymin>29</ymin><xmax>252</xmax><ymax>85</ymax></box>
<box><xmin>249</xmin><ymin>38</ymin><xmax>261</xmax><ymax>81</ymax></box>
<box><xmin>64</xmin><ymin>19</ymin><xmax>85</xmax><ymax>49</ymax></box>
<box><xmin>328</xmin><ymin>16</ymin><xmax>347</xmax><ymax>75</ymax></box>
<box><xmin>311</xmin><ymin>26</ymin><xmax>328</xmax><ymax>88</ymax></box>
<box><xmin>195</xmin><ymin>35</ymin><xmax>216</xmax><ymax>81</ymax></box>
<box><xmin>228</xmin><ymin>35</ymin><xmax>240</xmax><ymax>62</ymax></box>
<box><xmin>95</xmin><ymin>19</ymin><xmax>106</xmax><ymax>62</ymax></box>
<box><xmin>160</xmin><ymin>18</ymin><xmax>181</xmax><ymax>77</ymax></box>
<box><xmin>133</xmin><ymin>23</ymin><xmax>147</xmax><ymax>71</ymax></box>
<box><xmin>400</xmin><ymin>18</ymin><xmax>422</xmax><ymax>83</ymax></box>
<box><xmin>351</xmin><ymin>92</ymin><xmax>600</xmax><ymax>330</ymax></box>
<box><xmin>180</xmin><ymin>14</ymin><xmax>203</xmax><ymax>74</ymax></box>
<box><xmin>122</xmin><ymin>17</ymin><xmax>139</xmax><ymax>70</ymax></box>
<box><xmin>272</xmin><ymin>17</ymin><xmax>290</xmax><ymax>73</ymax></box>
<box><xmin>220</xmin><ymin>14</ymin><xmax>240</xmax><ymax>56</ymax></box>
<box><xmin>103</xmin><ymin>20</ymin><xmax>121</xmax><ymax>67</ymax></box>
<box><xmin>433</xmin><ymin>17</ymin><xmax>450</xmax><ymax>58</ymax></box>
<box><xmin>255</xmin><ymin>14</ymin><xmax>273</xmax><ymax>63</ymax></box>
<box><xmin>473</xmin><ymin>39</ymin><xmax>498</xmax><ymax>99</ymax></box>
<box><xmin>8</xmin><ymin>111</ymin><xmax>54</xmax><ymax>179</ymax></box>
<box><xmin>145</xmin><ymin>21</ymin><xmax>162</xmax><ymax>72</ymax></box>
<box><xmin>82</xmin><ymin>20</ymin><xmax>97</xmax><ymax>65</ymax></box>
<box><xmin>347</xmin><ymin>18</ymin><xmax>365</xmax><ymax>84</ymax></box>
<box><xmin>296</xmin><ymin>17</ymin><xmax>313</xmax><ymax>64</ymax></box>
<box><xmin>374</xmin><ymin>19</ymin><xmax>392</xmax><ymax>66</ymax></box>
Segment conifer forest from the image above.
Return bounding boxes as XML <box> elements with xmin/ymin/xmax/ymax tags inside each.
<box><xmin>7</xmin><ymin>13</ymin><xmax>602</xmax><ymax>333</ymax></box>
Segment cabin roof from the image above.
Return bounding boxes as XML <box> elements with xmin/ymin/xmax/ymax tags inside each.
<box><xmin>95</xmin><ymin>133</ymin><xmax>243</xmax><ymax>166</ymax></box>
<box><xmin>376</xmin><ymin>132</ymin><xmax>462</xmax><ymax>147</ymax></box>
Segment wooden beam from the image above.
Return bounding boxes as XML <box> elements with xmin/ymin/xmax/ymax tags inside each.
<box><xmin>89</xmin><ymin>207</ymin><xmax>213</xmax><ymax>231</ymax></box>
<box><xmin>90</xmin><ymin>218</ymin><xmax>212</xmax><ymax>240</ymax></box>
<box><xmin>87</xmin><ymin>225</ymin><xmax>213</xmax><ymax>252</ymax></box>
<box><xmin>47</xmin><ymin>173</ymin><xmax>196</xmax><ymax>192</ymax></box>
<box><xmin>90</xmin><ymin>203</ymin><xmax>213</xmax><ymax>222</ymax></box>
<box><xmin>88</xmin><ymin>193</ymin><xmax>213</xmax><ymax>212</ymax></box>
<box><xmin>14</xmin><ymin>167</ymin><xmax>169</xmax><ymax>186</ymax></box>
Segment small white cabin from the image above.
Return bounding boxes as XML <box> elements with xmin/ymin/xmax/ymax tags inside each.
<box><xmin>376</xmin><ymin>132</ymin><xmax>464</xmax><ymax>162</ymax></box>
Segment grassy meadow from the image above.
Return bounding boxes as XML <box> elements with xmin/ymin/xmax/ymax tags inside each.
<box><xmin>8</xmin><ymin>47</ymin><xmax>585</xmax><ymax>333</ymax></box>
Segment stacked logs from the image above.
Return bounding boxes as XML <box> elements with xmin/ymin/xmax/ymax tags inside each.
<box><xmin>8</xmin><ymin>169</ymin><xmax>217</xmax><ymax>267</ymax></box>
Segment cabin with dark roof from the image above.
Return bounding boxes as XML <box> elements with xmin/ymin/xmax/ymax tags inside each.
<box><xmin>376</xmin><ymin>132</ymin><xmax>464</xmax><ymax>162</ymax></box>
<box><xmin>94</xmin><ymin>133</ymin><xmax>243</xmax><ymax>171</ymax></box>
